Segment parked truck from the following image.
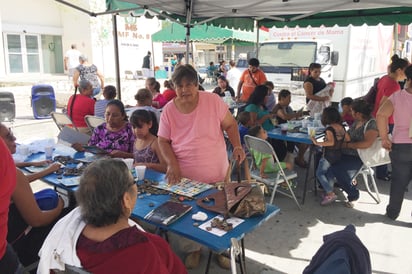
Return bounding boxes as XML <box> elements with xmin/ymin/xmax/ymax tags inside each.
<box><xmin>257</xmin><ymin>24</ymin><xmax>394</xmax><ymax>102</ymax></box>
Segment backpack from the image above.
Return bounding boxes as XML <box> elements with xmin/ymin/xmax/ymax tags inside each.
<box><xmin>363</xmin><ymin>77</ymin><xmax>380</xmax><ymax>108</ymax></box>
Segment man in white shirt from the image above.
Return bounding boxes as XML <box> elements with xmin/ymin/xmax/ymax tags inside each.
<box><xmin>226</xmin><ymin>60</ymin><xmax>241</xmax><ymax>92</ymax></box>
<box><xmin>64</xmin><ymin>44</ymin><xmax>81</xmax><ymax>80</ymax></box>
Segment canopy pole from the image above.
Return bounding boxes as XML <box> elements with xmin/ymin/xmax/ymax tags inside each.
<box><xmin>255</xmin><ymin>20</ymin><xmax>260</xmax><ymax>59</ymax></box>
<box><xmin>112</xmin><ymin>14</ymin><xmax>121</xmax><ymax>100</ymax></box>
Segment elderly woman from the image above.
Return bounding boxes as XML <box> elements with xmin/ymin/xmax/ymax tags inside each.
<box><xmin>0</xmin><ymin>124</ymin><xmax>69</xmax><ymax>268</ymax></box>
<box><xmin>146</xmin><ymin>77</ymin><xmax>167</xmax><ymax>109</ymax></box>
<box><xmin>37</xmin><ymin>159</ymin><xmax>186</xmax><ymax>273</ymax></box>
<box><xmin>377</xmin><ymin>64</ymin><xmax>412</xmax><ymax>220</ymax></box>
<box><xmin>73</xmin><ymin>54</ymin><xmax>104</xmax><ymax>97</ymax></box>
<box><xmin>158</xmin><ymin>64</ymin><xmax>245</xmax><ymax>269</ymax></box>
<box><xmin>330</xmin><ymin>99</ymin><xmax>378</xmax><ymax>206</ymax></box>
<box><xmin>212</xmin><ymin>75</ymin><xmax>235</xmax><ymax>97</ymax></box>
<box><xmin>67</xmin><ymin>79</ymin><xmax>95</xmax><ymax>134</ymax></box>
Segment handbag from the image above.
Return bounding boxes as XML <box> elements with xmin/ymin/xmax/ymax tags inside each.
<box><xmin>196</xmin><ymin>160</ymin><xmax>266</xmax><ymax>218</ymax></box>
<box><xmin>357</xmin><ymin>119</ymin><xmax>390</xmax><ymax>167</ymax></box>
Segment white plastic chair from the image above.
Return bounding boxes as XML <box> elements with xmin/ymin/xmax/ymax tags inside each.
<box><xmin>244</xmin><ymin>135</ymin><xmax>301</xmax><ymax>209</ymax></box>
<box><xmin>51</xmin><ymin>112</ymin><xmax>77</xmax><ymax>131</ymax></box>
<box><xmin>84</xmin><ymin>115</ymin><xmax>105</xmax><ymax>133</ymax></box>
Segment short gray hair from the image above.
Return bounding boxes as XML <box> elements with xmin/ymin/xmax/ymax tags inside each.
<box><xmin>75</xmin><ymin>159</ymin><xmax>135</xmax><ymax>227</ymax></box>
<box><xmin>79</xmin><ymin>54</ymin><xmax>88</xmax><ymax>62</ymax></box>
<box><xmin>78</xmin><ymin>79</ymin><xmax>92</xmax><ymax>92</ymax></box>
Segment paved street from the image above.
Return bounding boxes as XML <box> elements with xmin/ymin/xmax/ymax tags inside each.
<box><xmin>1</xmin><ymin>76</ymin><xmax>411</xmax><ymax>274</ymax></box>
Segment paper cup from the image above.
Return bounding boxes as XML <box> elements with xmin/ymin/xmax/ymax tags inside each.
<box><xmin>280</xmin><ymin>123</ymin><xmax>288</xmax><ymax>135</ymax></box>
<box><xmin>122</xmin><ymin>158</ymin><xmax>134</xmax><ymax>170</ymax></box>
<box><xmin>134</xmin><ymin>166</ymin><xmax>146</xmax><ymax>180</ymax></box>
<box><xmin>44</xmin><ymin>146</ymin><xmax>54</xmax><ymax>160</ymax></box>
<box><xmin>314</xmin><ymin>112</ymin><xmax>322</xmax><ymax>121</ymax></box>
<box><xmin>308</xmin><ymin>127</ymin><xmax>316</xmax><ymax>137</ymax></box>
<box><xmin>301</xmin><ymin>119</ymin><xmax>309</xmax><ymax>128</ymax></box>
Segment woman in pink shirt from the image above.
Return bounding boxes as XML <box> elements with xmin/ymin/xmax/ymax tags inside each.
<box><xmin>158</xmin><ymin>64</ymin><xmax>245</xmax><ymax>269</ymax></box>
<box><xmin>377</xmin><ymin>64</ymin><xmax>412</xmax><ymax>220</ymax></box>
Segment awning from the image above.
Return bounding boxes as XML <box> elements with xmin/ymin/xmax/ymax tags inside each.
<box><xmin>152</xmin><ymin>23</ymin><xmax>262</xmax><ymax>45</ymax></box>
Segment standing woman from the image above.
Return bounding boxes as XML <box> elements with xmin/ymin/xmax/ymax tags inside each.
<box><xmin>73</xmin><ymin>55</ymin><xmax>104</xmax><ymax>97</ymax></box>
<box><xmin>372</xmin><ymin>55</ymin><xmax>408</xmax><ymax>180</ymax></box>
<box><xmin>158</xmin><ymin>64</ymin><xmax>245</xmax><ymax>269</ymax></box>
<box><xmin>304</xmin><ymin>63</ymin><xmax>333</xmax><ymax>104</ymax></box>
<box><xmin>67</xmin><ymin>79</ymin><xmax>95</xmax><ymax>134</ymax></box>
<box><xmin>377</xmin><ymin>65</ymin><xmax>412</xmax><ymax>220</ymax></box>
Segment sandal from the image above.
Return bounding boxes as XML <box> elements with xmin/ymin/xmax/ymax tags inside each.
<box><xmin>294</xmin><ymin>158</ymin><xmax>309</xmax><ymax>168</ymax></box>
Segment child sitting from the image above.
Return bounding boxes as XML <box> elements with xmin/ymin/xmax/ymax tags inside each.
<box><xmin>248</xmin><ymin>125</ymin><xmax>293</xmax><ymax>178</ymax></box>
<box><xmin>272</xmin><ymin>89</ymin><xmax>308</xmax><ymax>167</ymax></box>
<box><xmin>237</xmin><ymin>111</ymin><xmax>252</xmax><ymax>145</ymax></box>
<box><xmin>311</xmin><ymin>107</ymin><xmax>346</xmax><ymax>206</ymax></box>
<box><xmin>340</xmin><ymin>97</ymin><xmax>354</xmax><ymax>126</ymax></box>
<box><xmin>130</xmin><ymin>109</ymin><xmax>167</xmax><ymax>173</ymax></box>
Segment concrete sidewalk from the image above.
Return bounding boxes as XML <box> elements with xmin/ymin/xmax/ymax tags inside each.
<box><xmin>3</xmin><ymin>77</ymin><xmax>411</xmax><ymax>274</ymax></box>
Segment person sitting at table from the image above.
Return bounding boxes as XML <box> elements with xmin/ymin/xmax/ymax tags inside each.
<box><xmin>248</xmin><ymin>125</ymin><xmax>293</xmax><ymax>178</ymax></box>
<box><xmin>146</xmin><ymin>77</ymin><xmax>167</xmax><ymax>109</ymax></box>
<box><xmin>67</xmin><ymin>79</ymin><xmax>95</xmax><ymax>134</ymax></box>
<box><xmin>272</xmin><ymin>89</ymin><xmax>308</xmax><ymax>167</ymax></box>
<box><xmin>158</xmin><ymin>64</ymin><xmax>245</xmax><ymax>270</ymax></box>
<box><xmin>340</xmin><ymin>97</ymin><xmax>354</xmax><ymax>126</ymax></box>
<box><xmin>162</xmin><ymin>80</ymin><xmax>177</xmax><ymax>102</ymax></box>
<box><xmin>330</xmin><ymin>99</ymin><xmax>378</xmax><ymax>207</ymax></box>
<box><xmin>94</xmin><ymin>85</ymin><xmax>116</xmax><ymax>118</ymax></box>
<box><xmin>245</xmin><ymin>85</ymin><xmax>275</xmax><ymax>131</ymax></box>
<box><xmin>311</xmin><ymin>107</ymin><xmax>346</xmax><ymax>206</ymax></box>
<box><xmin>0</xmin><ymin>124</ymin><xmax>70</xmax><ymax>268</ymax></box>
<box><xmin>212</xmin><ymin>75</ymin><xmax>235</xmax><ymax>98</ymax></box>
<box><xmin>73</xmin><ymin>100</ymin><xmax>135</xmax><ymax>158</ymax></box>
<box><xmin>37</xmin><ymin>159</ymin><xmax>187</xmax><ymax>274</ymax></box>
<box><xmin>127</xmin><ymin>88</ymin><xmax>161</xmax><ymax>123</ymax></box>
<box><xmin>130</xmin><ymin>109</ymin><xmax>167</xmax><ymax>173</ymax></box>
<box><xmin>264</xmin><ymin>81</ymin><xmax>276</xmax><ymax>112</ymax></box>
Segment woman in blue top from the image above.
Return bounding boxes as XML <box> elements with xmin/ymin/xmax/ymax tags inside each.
<box><xmin>245</xmin><ymin>85</ymin><xmax>275</xmax><ymax>131</ymax></box>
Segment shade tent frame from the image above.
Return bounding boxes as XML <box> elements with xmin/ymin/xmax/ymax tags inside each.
<box><xmin>54</xmin><ymin>0</ymin><xmax>412</xmax><ymax>98</ymax></box>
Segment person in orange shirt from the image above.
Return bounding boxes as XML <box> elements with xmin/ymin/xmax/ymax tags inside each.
<box><xmin>236</xmin><ymin>58</ymin><xmax>267</xmax><ymax>102</ymax></box>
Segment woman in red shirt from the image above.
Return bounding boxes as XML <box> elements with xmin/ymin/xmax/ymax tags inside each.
<box><xmin>67</xmin><ymin>79</ymin><xmax>95</xmax><ymax>134</ymax></box>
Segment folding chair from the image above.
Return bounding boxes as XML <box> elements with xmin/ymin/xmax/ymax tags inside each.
<box><xmin>353</xmin><ymin>165</ymin><xmax>381</xmax><ymax>203</ymax></box>
<box><xmin>244</xmin><ymin>135</ymin><xmax>301</xmax><ymax>209</ymax></box>
<box><xmin>84</xmin><ymin>115</ymin><xmax>105</xmax><ymax>133</ymax></box>
<box><xmin>51</xmin><ymin>112</ymin><xmax>77</xmax><ymax>131</ymax></box>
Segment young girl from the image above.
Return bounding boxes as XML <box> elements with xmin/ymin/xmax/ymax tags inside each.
<box><xmin>130</xmin><ymin>109</ymin><xmax>167</xmax><ymax>173</ymax></box>
<box><xmin>248</xmin><ymin>125</ymin><xmax>293</xmax><ymax>178</ymax></box>
<box><xmin>311</xmin><ymin>107</ymin><xmax>346</xmax><ymax>206</ymax></box>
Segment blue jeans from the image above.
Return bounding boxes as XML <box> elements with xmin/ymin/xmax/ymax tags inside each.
<box><xmin>316</xmin><ymin>158</ymin><xmax>335</xmax><ymax>193</ymax></box>
<box><xmin>330</xmin><ymin>154</ymin><xmax>362</xmax><ymax>201</ymax></box>
<box><xmin>386</xmin><ymin>144</ymin><xmax>412</xmax><ymax>219</ymax></box>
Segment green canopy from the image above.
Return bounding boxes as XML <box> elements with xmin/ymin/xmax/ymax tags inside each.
<box><xmin>152</xmin><ymin>23</ymin><xmax>261</xmax><ymax>45</ymax></box>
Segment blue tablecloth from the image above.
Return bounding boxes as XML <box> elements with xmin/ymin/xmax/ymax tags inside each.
<box><xmin>132</xmin><ymin>187</ymin><xmax>279</xmax><ymax>253</ymax></box>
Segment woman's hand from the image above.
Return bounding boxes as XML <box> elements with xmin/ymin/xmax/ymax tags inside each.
<box><xmin>232</xmin><ymin>146</ymin><xmax>246</xmax><ymax>163</ymax></box>
<box><xmin>166</xmin><ymin>163</ymin><xmax>182</xmax><ymax>185</ymax></box>
<box><xmin>71</xmin><ymin>143</ymin><xmax>85</xmax><ymax>152</ymax></box>
<box><xmin>46</xmin><ymin>163</ymin><xmax>62</xmax><ymax>173</ymax></box>
<box><xmin>109</xmin><ymin>150</ymin><xmax>126</xmax><ymax>158</ymax></box>
<box><xmin>381</xmin><ymin>138</ymin><xmax>392</xmax><ymax>151</ymax></box>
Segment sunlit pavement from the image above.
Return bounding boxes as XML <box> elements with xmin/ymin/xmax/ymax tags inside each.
<box><xmin>2</xmin><ymin>76</ymin><xmax>411</xmax><ymax>274</ymax></box>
